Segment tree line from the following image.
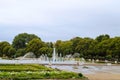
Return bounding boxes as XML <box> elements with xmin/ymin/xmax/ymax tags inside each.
<box><xmin>0</xmin><ymin>33</ymin><xmax>120</xmax><ymax>61</ymax></box>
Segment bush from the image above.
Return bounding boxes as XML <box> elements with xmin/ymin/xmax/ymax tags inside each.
<box><xmin>78</xmin><ymin>73</ymin><xmax>83</xmax><ymax>77</ymax></box>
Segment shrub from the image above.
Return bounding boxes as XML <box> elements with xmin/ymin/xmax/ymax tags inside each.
<box><xmin>78</xmin><ymin>73</ymin><xmax>83</xmax><ymax>77</ymax></box>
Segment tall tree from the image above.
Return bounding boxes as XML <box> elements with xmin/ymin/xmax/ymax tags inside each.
<box><xmin>56</xmin><ymin>41</ymin><xmax>73</xmax><ymax>56</ymax></box>
<box><xmin>55</xmin><ymin>40</ymin><xmax>62</xmax><ymax>54</ymax></box>
<box><xmin>96</xmin><ymin>34</ymin><xmax>110</xmax><ymax>42</ymax></box>
<box><xmin>26</xmin><ymin>38</ymin><xmax>44</xmax><ymax>57</ymax></box>
<box><xmin>109</xmin><ymin>37</ymin><xmax>120</xmax><ymax>61</ymax></box>
<box><xmin>46</xmin><ymin>42</ymin><xmax>53</xmax><ymax>48</ymax></box>
<box><xmin>75</xmin><ymin>38</ymin><xmax>94</xmax><ymax>59</ymax></box>
<box><xmin>15</xmin><ymin>49</ymin><xmax>25</xmax><ymax>57</ymax></box>
<box><xmin>7</xmin><ymin>47</ymin><xmax>16</xmax><ymax>58</ymax></box>
<box><xmin>70</xmin><ymin>37</ymin><xmax>82</xmax><ymax>52</ymax></box>
<box><xmin>12</xmin><ymin>33</ymin><xmax>40</xmax><ymax>49</ymax></box>
<box><xmin>38</xmin><ymin>47</ymin><xmax>52</xmax><ymax>57</ymax></box>
<box><xmin>0</xmin><ymin>41</ymin><xmax>10</xmax><ymax>57</ymax></box>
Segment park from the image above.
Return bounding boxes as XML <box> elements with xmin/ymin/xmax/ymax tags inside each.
<box><xmin>0</xmin><ymin>33</ymin><xmax>120</xmax><ymax>80</ymax></box>
<box><xmin>0</xmin><ymin>0</ymin><xmax>120</xmax><ymax>80</ymax></box>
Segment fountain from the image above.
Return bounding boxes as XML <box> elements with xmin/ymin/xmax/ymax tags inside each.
<box><xmin>18</xmin><ymin>52</ymin><xmax>36</xmax><ymax>60</ymax></box>
<box><xmin>52</xmin><ymin>48</ymin><xmax>56</xmax><ymax>62</ymax></box>
<box><xmin>0</xmin><ymin>46</ymin><xmax>83</xmax><ymax>65</ymax></box>
<box><xmin>115</xmin><ymin>61</ymin><xmax>117</xmax><ymax>64</ymax></box>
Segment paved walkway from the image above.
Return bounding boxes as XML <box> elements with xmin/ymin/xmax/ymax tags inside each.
<box><xmin>85</xmin><ymin>72</ymin><xmax>120</xmax><ymax>80</ymax></box>
<box><xmin>84</xmin><ymin>65</ymin><xmax>120</xmax><ymax>80</ymax></box>
<box><xmin>47</xmin><ymin>64</ymin><xmax>120</xmax><ymax>80</ymax></box>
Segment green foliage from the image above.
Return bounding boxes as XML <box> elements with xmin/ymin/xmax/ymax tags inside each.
<box><xmin>54</xmin><ymin>35</ymin><xmax>120</xmax><ymax>61</ymax></box>
<box><xmin>38</xmin><ymin>47</ymin><xmax>52</xmax><ymax>57</ymax></box>
<box><xmin>15</xmin><ymin>48</ymin><xmax>25</xmax><ymax>57</ymax></box>
<box><xmin>56</xmin><ymin>40</ymin><xmax>73</xmax><ymax>56</ymax></box>
<box><xmin>2</xmin><ymin>45</ymin><xmax>16</xmax><ymax>58</ymax></box>
<box><xmin>26</xmin><ymin>38</ymin><xmax>45</xmax><ymax>57</ymax></box>
<box><xmin>46</xmin><ymin>42</ymin><xmax>53</xmax><ymax>48</ymax></box>
<box><xmin>0</xmin><ymin>41</ymin><xmax>10</xmax><ymax>56</ymax></box>
<box><xmin>55</xmin><ymin>40</ymin><xmax>62</xmax><ymax>54</ymax></box>
<box><xmin>74</xmin><ymin>38</ymin><xmax>94</xmax><ymax>59</ymax></box>
<box><xmin>0</xmin><ymin>64</ymin><xmax>53</xmax><ymax>72</ymax></box>
<box><xmin>3</xmin><ymin>46</ymin><xmax>11</xmax><ymax>56</ymax></box>
<box><xmin>0</xmin><ymin>41</ymin><xmax>15</xmax><ymax>58</ymax></box>
<box><xmin>12</xmin><ymin>33</ymin><xmax>40</xmax><ymax>50</ymax></box>
<box><xmin>78</xmin><ymin>73</ymin><xmax>83</xmax><ymax>77</ymax></box>
<box><xmin>7</xmin><ymin>47</ymin><xmax>16</xmax><ymax>58</ymax></box>
<box><xmin>1</xmin><ymin>33</ymin><xmax>120</xmax><ymax>61</ymax></box>
<box><xmin>96</xmin><ymin>34</ymin><xmax>110</xmax><ymax>42</ymax></box>
<box><xmin>0</xmin><ymin>64</ymin><xmax>84</xmax><ymax>79</ymax></box>
<box><xmin>70</xmin><ymin>37</ymin><xmax>82</xmax><ymax>52</ymax></box>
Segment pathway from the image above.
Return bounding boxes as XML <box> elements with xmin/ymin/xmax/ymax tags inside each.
<box><xmin>84</xmin><ymin>72</ymin><xmax>120</xmax><ymax>80</ymax></box>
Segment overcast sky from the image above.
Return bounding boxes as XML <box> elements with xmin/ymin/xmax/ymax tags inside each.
<box><xmin>0</xmin><ymin>0</ymin><xmax>120</xmax><ymax>42</ymax></box>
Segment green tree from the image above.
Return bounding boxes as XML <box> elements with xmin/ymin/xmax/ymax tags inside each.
<box><xmin>38</xmin><ymin>47</ymin><xmax>53</xmax><ymax>57</ymax></box>
<box><xmin>95</xmin><ymin>39</ymin><xmax>110</xmax><ymax>59</ymax></box>
<box><xmin>26</xmin><ymin>38</ymin><xmax>44</xmax><ymax>57</ymax></box>
<box><xmin>70</xmin><ymin>37</ymin><xmax>82</xmax><ymax>52</ymax></box>
<box><xmin>7</xmin><ymin>47</ymin><xmax>16</xmax><ymax>58</ymax></box>
<box><xmin>0</xmin><ymin>41</ymin><xmax>10</xmax><ymax>57</ymax></box>
<box><xmin>55</xmin><ymin>40</ymin><xmax>62</xmax><ymax>54</ymax></box>
<box><xmin>96</xmin><ymin>34</ymin><xmax>110</xmax><ymax>42</ymax></box>
<box><xmin>75</xmin><ymin>38</ymin><xmax>94</xmax><ymax>59</ymax></box>
<box><xmin>15</xmin><ymin>49</ymin><xmax>25</xmax><ymax>57</ymax></box>
<box><xmin>46</xmin><ymin>42</ymin><xmax>53</xmax><ymax>48</ymax></box>
<box><xmin>12</xmin><ymin>33</ymin><xmax>40</xmax><ymax>49</ymax></box>
<box><xmin>58</xmin><ymin>41</ymin><xmax>73</xmax><ymax>56</ymax></box>
<box><xmin>109</xmin><ymin>37</ymin><xmax>120</xmax><ymax>61</ymax></box>
<box><xmin>39</xmin><ymin>47</ymin><xmax>48</xmax><ymax>55</ymax></box>
<box><xmin>3</xmin><ymin>46</ymin><xmax>11</xmax><ymax>57</ymax></box>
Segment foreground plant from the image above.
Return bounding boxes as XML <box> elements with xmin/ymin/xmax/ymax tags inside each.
<box><xmin>0</xmin><ymin>64</ymin><xmax>87</xmax><ymax>80</ymax></box>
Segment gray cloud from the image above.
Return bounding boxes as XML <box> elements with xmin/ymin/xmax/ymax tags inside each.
<box><xmin>0</xmin><ymin>0</ymin><xmax>120</xmax><ymax>42</ymax></box>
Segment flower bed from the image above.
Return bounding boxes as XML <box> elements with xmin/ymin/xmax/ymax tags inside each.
<box><xmin>0</xmin><ymin>64</ymin><xmax>53</xmax><ymax>72</ymax></box>
<box><xmin>0</xmin><ymin>64</ymin><xmax>87</xmax><ymax>80</ymax></box>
